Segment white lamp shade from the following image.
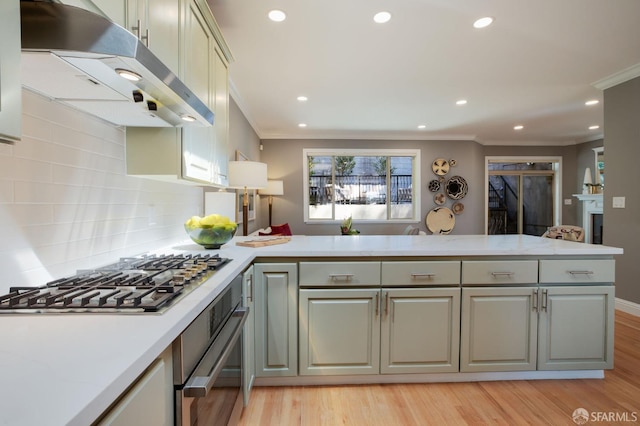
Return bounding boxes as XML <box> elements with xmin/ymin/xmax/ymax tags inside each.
<box><xmin>259</xmin><ymin>180</ymin><xmax>284</xmax><ymax>196</ymax></box>
<box><xmin>228</xmin><ymin>161</ymin><xmax>268</xmax><ymax>189</ymax></box>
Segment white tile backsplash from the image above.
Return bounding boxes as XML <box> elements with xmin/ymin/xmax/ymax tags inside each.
<box><xmin>0</xmin><ymin>90</ymin><xmax>204</xmax><ymax>292</ymax></box>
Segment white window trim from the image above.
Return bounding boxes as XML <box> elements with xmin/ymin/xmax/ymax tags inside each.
<box><xmin>484</xmin><ymin>156</ymin><xmax>563</xmax><ymax>235</ymax></box>
<box><xmin>303</xmin><ymin>148</ymin><xmax>421</xmax><ymax>223</ymax></box>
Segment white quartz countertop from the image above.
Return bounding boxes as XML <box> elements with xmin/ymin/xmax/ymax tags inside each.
<box><xmin>0</xmin><ymin>235</ymin><xmax>622</xmax><ymax>426</ymax></box>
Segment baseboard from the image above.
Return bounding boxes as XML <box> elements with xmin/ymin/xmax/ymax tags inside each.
<box><xmin>616</xmin><ymin>297</ymin><xmax>640</xmax><ymax>317</ymax></box>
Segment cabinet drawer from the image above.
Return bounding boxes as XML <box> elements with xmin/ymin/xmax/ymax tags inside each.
<box><xmin>462</xmin><ymin>261</ymin><xmax>538</xmax><ymax>285</ymax></box>
<box><xmin>299</xmin><ymin>262</ymin><xmax>381</xmax><ymax>287</ymax></box>
<box><xmin>539</xmin><ymin>259</ymin><xmax>615</xmax><ymax>283</ymax></box>
<box><xmin>381</xmin><ymin>261</ymin><xmax>460</xmax><ymax>286</ymax></box>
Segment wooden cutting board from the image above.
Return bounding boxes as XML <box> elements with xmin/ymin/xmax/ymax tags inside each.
<box><xmin>236</xmin><ymin>236</ymin><xmax>291</xmax><ymax>247</ymax></box>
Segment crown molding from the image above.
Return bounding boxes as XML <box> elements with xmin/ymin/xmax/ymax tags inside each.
<box><xmin>593</xmin><ymin>63</ymin><xmax>640</xmax><ymax>90</ymax></box>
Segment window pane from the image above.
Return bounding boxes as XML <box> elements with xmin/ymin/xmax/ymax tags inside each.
<box><xmin>390</xmin><ymin>156</ymin><xmax>413</xmax><ymax>219</ymax></box>
<box><xmin>305</xmin><ymin>150</ymin><xmax>419</xmax><ymax>222</ymax></box>
<box><xmin>523</xmin><ymin>175</ymin><xmax>553</xmax><ymax>236</ymax></box>
<box><xmin>308</xmin><ymin>155</ymin><xmax>332</xmax><ymax>219</ymax></box>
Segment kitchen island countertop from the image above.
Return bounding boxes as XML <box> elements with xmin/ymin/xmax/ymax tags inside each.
<box><xmin>0</xmin><ymin>235</ymin><xmax>622</xmax><ymax>426</ymax></box>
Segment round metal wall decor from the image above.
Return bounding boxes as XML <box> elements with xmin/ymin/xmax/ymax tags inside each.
<box><xmin>428</xmin><ymin>179</ymin><xmax>441</xmax><ymax>192</ymax></box>
<box><xmin>432</xmin><ymin>158</ymin><xmax>450</xmax><ymax>176</ymax></box>
<box><xmin>445</xmin><ymin>175</ymin><xmax>468</xmax><ymax>200</ymax></box>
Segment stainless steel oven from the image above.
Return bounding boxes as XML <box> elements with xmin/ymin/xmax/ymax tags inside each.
<box><xmin>173</xmin><ymin>275</ymin><xmax>248</xmax><ymax>426</ymax></box>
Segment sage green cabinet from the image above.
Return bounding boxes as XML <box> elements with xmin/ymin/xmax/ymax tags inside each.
<box><xmin>242</xmin><ymin>266</ymin><xmax>255</xmax><ymax>405</ymax></box>
<box><xmin>461</xmin><ymin>285</ymin><xmax>615</xmax><ymax>372</ymax></box>
<box><xmin>181</xmin><ymin>0</ymin><xmax>216</xmax><ymax>183</ymax></box>
<box><xmin>125</xmin><ymin>0</ymin><xmax>231</xmax><ymax>186</ymax></box>
<box><xmin>537</xmin><ymin>285</ymin><xmax>614</xmax><ymax>370</ymax></box>
<box><xmin>460</xmin><ymin>286</ymin><xmax>538</xmax><ymax>372</ymax></box>
<box><xmin>0</xmin><ymin>0</ymin><xmax>21</xmax><ymax>144</ymax></box>
<box><xmin>127</xmin><ymin>0</ymin><xmax>180</xmax><ymax>73</ymax></box>
<box><xmin>299</xmin><ymin>288</ymin><xmax>381</xmax><ymax>376</ymax></box>
<box><xmin>381</xmin><ymin>288</ymin><xmax>460</xmax><ymax>374</ymax></box>
<box><xmin>299</xmin><ymin>287</ymin><xmax>461</xmax><ymax>376</ymax></box>
<box><xmin>254</xmin><ymin>263</ymin><xmax>298</xmax><ymax>377</ymax></box>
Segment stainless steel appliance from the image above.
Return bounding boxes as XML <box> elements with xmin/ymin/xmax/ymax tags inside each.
<box><xmin>173</xmin><ymin>275</ymin><xmax>247</xmax><ymax>425</ymax></box>
<box><xmin>20</xmin><ymin>0</ymin><xmax>214</xmax><ymax>127</ymax></box>
<box><xmin>0</xmin><ymin>253</ymin><xmax>230</xmax><ymax>314</ymax></box>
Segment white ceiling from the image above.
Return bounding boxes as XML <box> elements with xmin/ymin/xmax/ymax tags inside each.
<box><xmin>207</xmin><ymin>0</ymin><xmax>640</xmax><ymax>145</ymax></box>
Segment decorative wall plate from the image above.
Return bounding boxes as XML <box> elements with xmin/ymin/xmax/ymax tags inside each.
<box><xmin>445</xmin><ymin>175</ymin><xmax>468</xmax><ymax>200</ymax></box>
<box><xmin>452</xmin><ymin>201</ymin><xmax>464</xmax><ymax>214</ymax></box>
<box><xmin>449</xmin><ymin>159</ymin><xmax>457</xmax><ymax>167</ymax></box>
<box><xmin>434</xmin><ymin>193</ymin><xmax>446</xmax><ymax>205</ymax></box>
<box><xmin>432</xmin><ymin>158</ymin><xmax>450</xmax><ymax>176</ymax></box>
<box><xmin>425</xmin><ymin>207</ymin><xmax>455</xmax><ymax>234</ymax></box>
<box><xmin>428</xmin><ymin>179</ymin><xmax>441</xmax><ymax>192</ymax></box>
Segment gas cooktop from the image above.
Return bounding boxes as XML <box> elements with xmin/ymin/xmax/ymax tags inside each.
<box><xmin>0</xmin><ymin>253</ymin><xmax>231</xmax><ymax>314</ymax></box>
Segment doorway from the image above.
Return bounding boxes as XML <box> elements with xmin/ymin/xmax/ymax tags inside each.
<box><xmin>485</xmin><ymin>157</ymin><xmax>561</xmax><ymax>236</ymax></box>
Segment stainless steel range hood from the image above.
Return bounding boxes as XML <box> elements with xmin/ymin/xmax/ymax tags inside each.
<box><xmin>20</xmin><ymin>1</ymin><xmax>214</xmax><ymax>127</ymax></box>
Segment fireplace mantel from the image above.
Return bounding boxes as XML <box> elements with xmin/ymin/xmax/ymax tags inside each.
<box><xmin>574</xmin><ymin>193</ymin><xmax>603</xmax><ymax>243</ymax></box>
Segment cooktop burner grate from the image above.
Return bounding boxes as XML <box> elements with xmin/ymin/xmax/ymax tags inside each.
<box><xmin>0</xmin><ymin>253</ymin><xmax>231</xmax><ymax>314</ymax></box>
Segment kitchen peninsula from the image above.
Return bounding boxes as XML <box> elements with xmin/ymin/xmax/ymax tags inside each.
<box><xmin>0</xmin><ymin>235</ymin><xmax>622</xmax><ymax>426</ymax></box>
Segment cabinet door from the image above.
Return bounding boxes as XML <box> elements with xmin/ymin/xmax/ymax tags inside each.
<box><xmin>538</xmin><ymin>285</ymin><xmax>614</xmax><ymax>370</ymax></box>
<box><xmin>181</xmin><ymin>1</ymin><xmax>214</xmax><ymax>183</ymax></box>
<box><xmin>380</xmin><ymin>288</ymin><xmax>460</xmax><ymax>374</ymax></box>
<box><xmin>97</xmin><ymin>347</ymin><xmax>173</xmax><ymax>426</ymax></box>
<box><xmin>212</xmin><ymin>47</ymin><xmax>229</xmax><ymax>186</ymax></box>
<box><xmin>89</xmin><ymin>0</ymin><xmax>127</xmax><ymax>27</ymax></box>
<box><xmin>0</xmin><ymin>0</ymin><xmax>21</xmax><ymax>144</ymax></box>
<box><xmin>123</xmin><ymin>0</ymin><xmax>180</xmax><ymax>74</ymax></box>
<box><xmin>299</xmin><ymin>288</ymin><xmax>380</xmax><ymax>375</ymax></box>
<box><xmin>254</xmin><ymin>263</ymin><xmax>298</xmax><ymax>377</ymax></box>
<box><xmin>461</xmin><ymin>287</ymin><xmax>538</xmax><ymax>372</ymax></box>
<box><xmin>242</xmin><ymin>266</ymin><xmax>255</xmax><ymax>405</ymax></box>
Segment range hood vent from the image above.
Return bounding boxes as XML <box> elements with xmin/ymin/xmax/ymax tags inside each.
<box><xmin>20</xmin><ymin>1</ymin><xmax>214</xmax><ymax>128</ymax></box>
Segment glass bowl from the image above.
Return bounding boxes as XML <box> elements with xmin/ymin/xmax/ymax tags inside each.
<box><xmin>185</xmin><ymin>224</ymin><xmax>237</xmax><ymax>249</ymax></box>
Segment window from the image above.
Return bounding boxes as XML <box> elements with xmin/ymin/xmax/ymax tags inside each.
<box><xmin>304</xmin><ymin>149</ymin><xmax>420</xmax><ymax>223</ymax></box>
<box><xmin>485</xmin><ymin>156</ymin><xmax>562</xmax><ymax>236</ymax></box>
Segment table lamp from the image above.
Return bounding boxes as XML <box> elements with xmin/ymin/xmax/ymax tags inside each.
<box><xmin>228</xmin><ymin>161</ymin><xmax>268</xmax><ymax>236</ymax></box>
<box><xmin>259</xmin><ymin>180</ymin><xmax>284</xmax><ymax>227</ymax></box>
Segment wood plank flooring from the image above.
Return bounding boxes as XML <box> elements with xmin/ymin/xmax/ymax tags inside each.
<box><xmin>239</xmin><ymin>311</ymin><xmax>640</xmax><ymax>426</ymax></box>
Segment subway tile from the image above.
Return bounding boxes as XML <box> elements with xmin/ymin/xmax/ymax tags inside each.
<box><xmin>0</xmin><ymin>180</ymin><xmax>14</xmax><ymax>203</ymax></box>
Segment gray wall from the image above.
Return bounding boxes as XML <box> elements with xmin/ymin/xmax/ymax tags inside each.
<box><xmin>603</xmin><ymin>77</ymin><xmax>640</xmax><ymax>304</ymax></box>
<box><xmin>259</xmin><ymin>139</ymin><xmax>580</xmax><ymax>236</ymax></box>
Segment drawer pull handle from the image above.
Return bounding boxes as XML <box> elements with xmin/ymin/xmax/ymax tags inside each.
<box><xmin>329</xmin><ymin>274</ymin><xmax>354</xmax><ymax>281</ymax></box>
<box><xmin>490</xmin><ymin>272</ymin><xmax>514</xmax><ymax>277</ymax></box>
<box><xmin>411</xmin><ymin>273</ymin><xmax>435</xmax><ymax>279</ymax></box>
<box><xmin>568</xmin><ymin>270</ymin><xmax>594</xmax><ymax>275</ymax></box>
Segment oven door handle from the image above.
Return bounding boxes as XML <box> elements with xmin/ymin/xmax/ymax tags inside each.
<box><xmin>183</xmin><ymin>307</ymin><xmax>248</xmax><ymax>398</ymax></box>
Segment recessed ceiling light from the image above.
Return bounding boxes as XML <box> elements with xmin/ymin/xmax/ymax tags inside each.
<box><xmin>297</xmin><ymin>96</ymin><xmax>308</xmax><ymax>102</ymax></box>
<box><xmin>514</xmin><ymin>125</ymin><xmax>524</xmax><ymax>130</ymax></box>
<box><xmin>456</xmin><ymin>99</ymin><xmax>467</xmax><ymax>105</ymax></box>
<box><xmin>589</xmin><ymin>125</ymin><xmax>600</xmax><ymax>130</ymax></box>
<box><xmin>298</xmin><ymin>123</ymin><xmax>307</xmax><ymax>128</ymax></box>
<box><xmin>373</xmin><ymin>11</ymin><xmax>391</xmax><ymax>24</ymax></box>
<box><xmin>417</xmin><ymin>124</ymin><xmax>427</xmax><ymax>129</ymax></box>
<box><xmin>473</xmin><ymin>17</ymin><xmax>494</xmax><ymax>29</ymax></box>
<box><xmin>585</xmin><ymin>100</ymin><xmax>599</xmax><ymax>106</ymax></box>
<box><xmin>268</xmin><ymin>10</ymin><xmax>286</xmax><ymax>22</ymax></box>
<box><xmin>181</xmin><ymin>114</ymin><xmax>196</xmax><ymax>122</ymax></box>
<box><xmin>115</xmin><ymin>68</ymin><xmax>142</xmax><ymax>81</ymax></box>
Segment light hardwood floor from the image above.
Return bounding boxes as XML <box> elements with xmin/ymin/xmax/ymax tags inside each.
<box><xmin>239</xmin><ymin>311</ymin><xmax>640</xmax><ymax>425</ymax></box>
